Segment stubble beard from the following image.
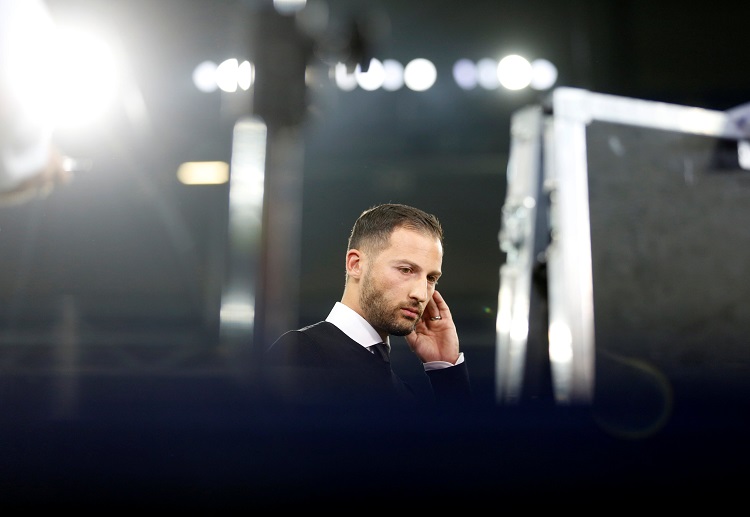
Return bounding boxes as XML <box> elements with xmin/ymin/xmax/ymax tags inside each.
<box><xmin>360</xmin><ymin>269</ymin><xmax>419</xmax><ymax>337</ymax></box>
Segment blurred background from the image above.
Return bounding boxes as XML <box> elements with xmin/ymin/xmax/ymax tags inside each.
<box><xmin>1</xmin><ymin>0</ymin><xmax>749</xmax><ymax>508</ymax></box>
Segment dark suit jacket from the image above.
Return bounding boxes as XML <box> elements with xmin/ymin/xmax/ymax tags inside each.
<box><xmin>263</xmin><ymin>321</ymin><xmax>472</xmax><ymax>409</ymax></box>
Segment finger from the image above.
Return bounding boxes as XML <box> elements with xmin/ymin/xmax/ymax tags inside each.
<box><xmin>420</xmin><ymin>296</ymin><xmax>439</xmax><ymax>321</ymax></box>
<box><xmin>431</xmin><ymin>290</ymin><xmax>452</xmax><ymax>318</ymax></box>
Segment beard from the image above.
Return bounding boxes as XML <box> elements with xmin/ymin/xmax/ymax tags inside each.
<box><xmin>359</xmin><ymin>269</ymin><xmax>421</xmax><ymax>337</ymax></box>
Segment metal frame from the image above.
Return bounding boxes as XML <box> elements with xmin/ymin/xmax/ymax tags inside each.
<box><xmin>496</xmin><ymin>87</ymin><xmax>746</xmax><ymax>405</ymax></box>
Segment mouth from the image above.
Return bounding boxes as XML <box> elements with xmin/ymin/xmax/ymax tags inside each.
<box><xmin>400</xmin><ymin>307</ymin><xmax>421</xmax><ymax>320</ymax></box>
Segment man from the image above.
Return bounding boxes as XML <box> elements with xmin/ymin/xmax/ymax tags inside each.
<box><xmin>264</xmin><ymin>203</ymin><xmax>472</xmax><ymax>409</ymax></box>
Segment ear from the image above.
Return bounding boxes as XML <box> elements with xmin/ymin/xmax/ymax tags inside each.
<box><xmin>345</xmin><ymin>249</ymin><xmax>364</xmax><ymax>279</ymax></box>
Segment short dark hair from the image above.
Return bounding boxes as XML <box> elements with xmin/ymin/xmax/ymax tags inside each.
<box><xmin>347</xmin><ymin>203</ymin><xmax>444</xmax><ymax>257</ymax></box>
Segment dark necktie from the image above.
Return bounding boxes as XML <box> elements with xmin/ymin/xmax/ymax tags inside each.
<box><xmin>369</xmin><ymin>342</ymin><xmax>390</xmax><ymax>363</ymax></box>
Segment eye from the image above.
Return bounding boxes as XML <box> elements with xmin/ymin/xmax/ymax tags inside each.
<box><xmin>398</xmin><ymin>266</ymin><xmax>412</xmax><ymax>275</ymax></box>
<box><xmin>427</xmin><ymin>275</ymin><xmax>439</xmax><ymax>285</ymax></box>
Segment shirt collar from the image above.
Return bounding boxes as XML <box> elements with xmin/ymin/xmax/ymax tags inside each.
<box><xmin>326</xmin><ymin>302</ymin><xmax>389</xmax><ymax>349</ymax></box>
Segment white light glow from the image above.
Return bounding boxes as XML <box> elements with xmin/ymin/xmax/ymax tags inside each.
<box><xmin>61</xmin><ymin>31</ymin><xmax>119</xmax><ymax>128</ymax></box>
<box><xmin>177</xmin><ymin>161</ymin><xmax>230</xmax><ymax>185</ymax></box>
<box><xmin>404</xmin><ymin>58</ymin><xmax>436</xmax><ymax>91</ymax></box>
<box><xmin>193</xmin><ymin>60</ymin><xmax>218</xmax><ymax>92</ymax></box>
<box><xmin>195</xmin><ymin>59</ymin><xmax>253</xmax><ymax>93</ymax></box>
<box><xmin>16</xmin><ymin>26</ymin><xmax>121</xmax><ymax>130</ymax></box>
<box><xmin>216</xmin><ymin>58</ymin><xmax>239</xmax><ymax>93</ymax></box>
<box><xmin>510</xmin><ymin>315</ymin><xmax>529</xmax><ymax>342</ymax></box>
<box><xmin>548</xmin><ymin>320</ymin><xmax>573</xmax><ymax>364</ymax></box>
<box><xmin>453</xmin><ymin>59</ymin><xmax>478</xmax><ymax>90</ymax></box>
<box><xmin>381</xmin><ymin>59</ymin><xmax>404</xmax><ymax>91</ymax></box>
<box><xmin>237</xmin><ymin>60</ymin><xmax>255</xmax><ymax>90</ymax></box>
<box><xmin>496</xmin><ymin>283</ymin><xmax>513</xmax><ymax>335</ymax></box>
<box><xmin>530</xmin><ymin>58</ymin><xmax>558</xmax><ymax>90</ymax></box>
<box><xmin>497</xmin><ymin>54</ymin><xmax>532</xmax><ymax>91</ymax></box>
<box><xmin>477</xmin><ymin>58</ymin><xmax>499</xmax><ymax>89</ymax></box>
<box><xmin>273</xmin><ymin>0</ymin><xmax>306</xmax><ymax>15</ymax></box>
<box><xmin>220</xmin><ymin>301</ymin><xmax>256</xmax><ymax>325</ymax></box>
<box><xmin>334</xmin><ymin>62</ymin><xmax>357</xmax><ymax>91</ymax></box>
<box><xmin>229</xmin><ymin>117</ymin><xmax>267</xmax><ymax>207</ymax></box>
<box><xmin>355</xmin><ymin>58</ymin><xmax>385</xmax><ymax>91</ymax></box>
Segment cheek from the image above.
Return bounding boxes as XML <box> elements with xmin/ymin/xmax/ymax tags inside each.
<box><xmin>379</xmin><ymin>273</ymin><xmax>402</xmax><ymax>291</ymax></box>
<box><xmin>366</xmin><ymin>266</ymin><xmax>394</xmax><ymax>290</ymax></box>
<box><xmin>378</xmin><ymin>272</ymin><xmax>410</xmax><ymax>295</ymax></box>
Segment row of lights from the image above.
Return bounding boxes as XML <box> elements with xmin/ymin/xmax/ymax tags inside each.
<box><xmin>8</xmin><ymin>17</ymin><xmax>557</xmax><ymax>188</ymax></box>
<box><xmin>7</xmin><ymin>2</ymin><xmax>557</xmax><ymax>189</ymax></box>
<box><xmin>181</xmin><ymin>54</ymin><xmax>557</xmax><ymax>187</ymax></box>
<box><xmin>12</xmin><ymin>26</ymin><xmax>556</xmax><ymax>129</ymax></box>
<box><xmin>193</xmin><ymin>55</ymin><xmax>559</xmax><ymax>94</ymax></box>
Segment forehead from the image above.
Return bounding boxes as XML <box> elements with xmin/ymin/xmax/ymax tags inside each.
<box><xmin>378</xmin><ymin>227</ymin><xmax>443</xmax><ymax>266</ymax></box>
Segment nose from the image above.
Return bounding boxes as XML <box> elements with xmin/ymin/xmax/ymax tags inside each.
<box><xmin>409</xmin><ymin>276</ymin><xmax>432</xmax><ymax>303</ymax></box>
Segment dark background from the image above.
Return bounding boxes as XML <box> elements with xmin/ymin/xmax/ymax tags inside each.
<box><xmin>1</xmin><ymin>0</ymin><xmax>749</xmax><ymax>508</ymax></box>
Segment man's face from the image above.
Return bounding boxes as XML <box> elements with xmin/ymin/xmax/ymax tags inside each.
<box><xmin>359</xmin><ymin>227</ymin><xmax>443</xmax><ymax>336</ymax></box>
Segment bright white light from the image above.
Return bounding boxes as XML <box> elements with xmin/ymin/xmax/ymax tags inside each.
<box><xmin>273</xmin><ymin>0</ymin><xmax>306</xmax><ymax>15</ymax></box>
<box><xmin>196</xmin><ymin>59</ymin><xmax>253</xmax><ymax>93</ymax></box>
<box><xmin>51</xmin><ymin>28</ymin><xmax>120</xmax><ymax>129</ymax></box>
<box><xmin>8</xmin><ymin>24</ymin><xmax>119</xmax><ymax>130</ymax></box>
<box><xmin>355</xmin><ymin>58</ymin><xmax>385</xmax><ymax>91</ymax></box>
<box><xmin>403</xmin><ymin>58</ymin><xmax>436</xmax><ymax>91</ymax></box>
<box><xmin>453</xmin><ymin>59</ymin><xmax>478</xmax><ymax>90</ymax></box>
<box><xmin>510</xmin><ymin>315</ymin><xmax>529</xmax><ymax>342</ymax></box>
<box><xmin>334</xmin><ymin>62</ymin><xmax>357</xmax><ymax>91</ymax></box>
<box><xmin>4</xmin><ymin>19</ymin><xmax>51</xmax><ymax>112</ymax></box>
<box><xmin>495</xmin><ymin>283</ymin><xmax>512</xmax><ymax>335</ymax></box>
<box><xmin>477</xmin><ymin>58</ymin><xmax>499</xmax><ymax>89</ymax></box>
<box><xmin>177</xmin><ymin>161</ymin><xmax>230</xmax><ymax>185</ymax></box>
<box><xmin>237</xmin><ymin>60</ymin><xmax>255</xmax><ymax>90</ymax></box>
<box><xmin>193</xmin><ymin>61</ymin><xmax>218</xmax><ymax>92</ymax></box>
<box><xmin>548</xmin><ymin>320</ymin><xmax>573</xmax><ymax>364</ymax></box>
<box><xmin>530</xmin><ymin>58</ymin><xmax>558</xmax><ymax>90</ymax></box>
<box><xmin>216</xmin><ymin>58</ymin><xmax>239</xmax><ymax>93</ymax></box>
<box><xmin>220</xmin><ymin>301</ymin><xmax>255</xmax><ymax>325</ymax></box>
<box><xmin>4</xmin><ymin>9</ymin><xmax>120</xmax><ymax>130</ymax></box>
<box><xmin>381</xmin><ymin>59</ymin><xmax>404</xmax><ymax>91</ymax></box>
<box><xmin>497</xmin><ymin>54</ymin><xmax>532</xmax><ymax>91</ymax></box>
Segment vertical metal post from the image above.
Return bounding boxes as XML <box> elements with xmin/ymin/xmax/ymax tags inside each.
<box><xmin>220</xmin><ymin>117</ymin><xmax>267</xmax><ymax>380</ymax></box>
<box><xmin>495</xmin><ymin>105</ymin><xmax>544</xmax><ymax>404</ymax></box>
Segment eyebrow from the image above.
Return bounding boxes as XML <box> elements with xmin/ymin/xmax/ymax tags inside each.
<box><xmin>394</xmin><ymin>259</ymin><xmax>442</xmax><ymax>279</ymax></box>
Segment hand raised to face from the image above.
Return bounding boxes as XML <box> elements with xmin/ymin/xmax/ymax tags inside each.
<box><xmin>405</xmin><ymin>290</ymin><xmax>460</xmax><ymax>364</ymax></box>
